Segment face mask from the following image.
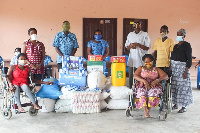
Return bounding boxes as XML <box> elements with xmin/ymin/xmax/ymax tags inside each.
<box><xmin>176</xmin><ymin>36</ymin><xmax>183</xmax><ymax>42</ymax></box>
<box><xmin>145</xmin><ymin>62</ymin><xmax>153</xmax><ymax>68</ymax></box>
<box><xmin>15</xmin><ymin>52</ymin><xmax>20</xmax><ymax>56</ymax></box>
<box><xmin>160</xmin><ymin>32</ymin><xmax>167</xmax><ymax>38</ymax></box>
<box><xmin>94</xmin><ymin>35</ymin><xmax>102</xmax><ymax>41</ymax></box>
<box><xmin>31</xmin><ymin>34</ymin><xmax>37</xmax><ymax>40</ymax></box>
<box><xmin>18</xmin><ymin>60</ymin><xmax>27</xmax><ymax>66</ymax></box>
<box><xmin>62</xmin><ymin>23</ymin><xmax>70</xmax><ymax>32</ymax></box>
<box><xmin>133</xmin><ymin>23</ymin><xmax>141</xmax><ymax>29</ymax></box>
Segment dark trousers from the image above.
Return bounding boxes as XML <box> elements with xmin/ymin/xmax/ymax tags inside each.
<box><xmin>33</xmin><ymin>74</ymin><xmax>43</xmax><ymax>86</ymax></box>
<box><xmin>57</xmin><ymin>63</ymin><xmax>62</xmax><ymax>72</ymax></box>
<box><xmin>158</xmin><ymin>67</ymin><xmax>171</xmax><ymax>83</ymax></box>
<box><xmin>129</xmin><ymin>67</ymin><xmax>137</xmax><ymax>88</ymax></box>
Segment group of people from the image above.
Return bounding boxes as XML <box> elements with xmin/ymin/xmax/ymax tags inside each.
<box><xmin>0</xmin><ymin>20</ymin><xmax>193</xmax><ymax>116</ymax></box>
<box><xmin>125</xmin><ymin>20</ymin><xmax>193</xmax><ymax>117</ymax></box>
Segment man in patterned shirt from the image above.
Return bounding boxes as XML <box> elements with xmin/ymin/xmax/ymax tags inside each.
<box><xmin>53</xmin><ymin>21</ymin><xmax>79</xmax><ymax>71</ymax></box>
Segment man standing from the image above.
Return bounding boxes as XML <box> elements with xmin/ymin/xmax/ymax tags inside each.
<box><xmin>53</xmin><ymin>21</ymin><xmax>79</xmax><ymax>71</ymax></box>
<box><xmin>152</xmin><ymin>25</ymin><xmax>175</xmax><ymax>77</ymax></box>
<box><xmin>125</xmin><ymin>20</ymin><xmax>150</xmax><ymax>88</ymax></box>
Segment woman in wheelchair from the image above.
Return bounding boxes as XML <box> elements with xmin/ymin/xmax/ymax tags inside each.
<box><xmin>133</xmin><ymin>54</ymin><xmax>168</xmax><ymax>118</ymax></box>
<box><xmin>7</xmin><ymin>53</ymin><xmax>52</xmax><ymax>113</ymax></box>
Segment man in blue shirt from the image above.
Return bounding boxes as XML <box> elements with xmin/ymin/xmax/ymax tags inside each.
<box><xmin>53</xmin><ymin>21</ymin><xmax>79</xmax><ymax>71</ymax></box>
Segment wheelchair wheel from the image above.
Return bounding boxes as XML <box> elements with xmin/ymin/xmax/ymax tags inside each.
<box><xmin>125</xmin><ymin>108</ymin><xmax>133</xmax><ymax>117</ymax></box>
<box><xmin>2</xmin><ymin>109</ymin><xmax>12</xmax><ymax>119</ymax></box>
<box><xmin>28</xmin><ymin>106</ymin><xmax>38</xmax><ymax>116</ymax></box>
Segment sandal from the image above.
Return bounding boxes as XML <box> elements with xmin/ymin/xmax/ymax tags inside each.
<box><xmin>34</xmin><ymin>105</ymin><xmax>42</xmax><ymax>110</ymax></box>
<box><xmin>18</xmin><ymin>108</ymin><xmax>26</xmax><ymax>113</ymax></box>
<box><xmin>172</xmin><ymin>104</ymin><xmax>178</xmax><ymax>110</ymax></box>
<box><xmin>145</xmin><ymin>115</ymin><xmax>151</xmax><ymax>118</ymax></box>
<box><xmin>178</xmin><ymin>107</ymin><xmax>187</xmax><ymax>113</ymax></box>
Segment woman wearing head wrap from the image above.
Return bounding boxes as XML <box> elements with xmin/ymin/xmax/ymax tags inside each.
<box><xmin>171</xmin><ymin>29</ymin><xmax>193</xmax><ymax>113</ymax></box>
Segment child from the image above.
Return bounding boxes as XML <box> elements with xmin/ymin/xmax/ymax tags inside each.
<box><xmin>43</xmin><ymin>54</ymin><xmax>53</xmax><ymax>79</ymax></box>
<box><xmin>10</xmin><ymin>48</ymin><xmax>21</xmax><ymax>66</ymax></box>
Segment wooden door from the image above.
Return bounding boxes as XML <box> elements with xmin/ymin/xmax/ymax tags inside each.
<box><xmin>123</xmin><ymin>18</ymin><xmax>148</xmax><ymax>55</ymax></box>
<box><xmin>83</xmin><ymin>18</ymin><xmax>117</xmax><ymax>58</ymax></box>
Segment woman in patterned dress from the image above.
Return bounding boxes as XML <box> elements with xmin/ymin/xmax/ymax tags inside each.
<box><xmin>171</xmin><ymin>29</ymin><xmax>193</xmax><ymax>113</ymax></box>
<box><xmin>134</xmin><ymin>54</ymin><xmax>168</xmax><ymax>118</ymax></box>
<box><xmin>87</xmin><ymin>30</ymin><xmax>109</xmax><ymax>73</ymax></box>
<box><xmin>22</xmin><ymin>28</ymin><xmax>45</xmax><ymax>92</ymax></box>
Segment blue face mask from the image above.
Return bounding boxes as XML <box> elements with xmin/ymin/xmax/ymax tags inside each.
<box><xmin>176</xmin><ymin>36</ymin><xmax>183</xmax><ymax>42</ymax></box>
<box><xmin>94</xmin><ymin>35</ymin><xmax>102</xmax><ymax>41</ymax></box>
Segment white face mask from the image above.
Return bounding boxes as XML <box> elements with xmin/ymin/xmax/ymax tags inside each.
<box><xmin>176</xmin><ymin>36</ymin><xmax>184</xmax><ymax>42</ymax></box>
<box><xmin>31</xmin><ymin>34</ymin><xmax>37</xmax><ymax>40</ymax></box>
<box><xmin>15</xmin><ymin>52</ymin><xmax>20</xmax><ymax>56</ymax></box>
<box><xmin>18</xmin><ymin>60</ymin><xmax>27</xmax><ymax>66</ymax></box>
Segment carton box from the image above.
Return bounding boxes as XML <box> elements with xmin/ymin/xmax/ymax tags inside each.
<box><xmin>111</xmin><ymin>56</ymin><xmax>126</xmax><ymax>63</ymax></box>
<box><xmin>87</xmin><ymin>61</ymin><xmax>103</xmax><ymax>73</ymax></box>
<box><xmin>88</xmin><ymin>55</ymin><xmax>103</xmax><ymax>61</ymax></box>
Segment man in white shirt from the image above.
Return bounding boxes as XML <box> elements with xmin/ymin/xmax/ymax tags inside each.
<box><xmin>125</xmin><ymin>20</ymin><xmax>150</xmax><ymax>88</ymax></box>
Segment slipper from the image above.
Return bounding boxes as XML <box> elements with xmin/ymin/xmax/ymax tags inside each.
<box><xmin>34</xmin><ymin>105</ymin><xmax>42</xmax><ymax>110</ymax></box>
<box><xmin>178</xmin><ymin>107</ymin><xmax>187</xmax><ymax>113</ymax></box>
<box><xmin>145</xmin><ymin>115</ymin><xmax>151</xmax><ymax>118</ymax></box>
<box><xmin>172</xmin><ymin>104</ymin><xmax>178</xmax><ymax>110</ymax></box>
<box><xmin>18</xmin><ymin>109</ymin><xmax>26</xmax><ymax>113</ymax></box>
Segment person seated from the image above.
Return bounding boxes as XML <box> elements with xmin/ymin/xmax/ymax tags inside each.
<box><xmin>7</xmin><ymin>53</ymin><xmax>52</xmax><ymax>113</ymax></box>
<box><xmin>43</xmin><ymin>54</ymin><xmax>53</xmax><ymax>79</ymax></box>
<box><xmin>10</xmin><ymin>47</ymin><xmax>21</xmax><ymax>66</ymax></box>
<box><xmin>133</xmin><ymin>54</ymin><xmax>168</xmax><ymax>118</ymax></box>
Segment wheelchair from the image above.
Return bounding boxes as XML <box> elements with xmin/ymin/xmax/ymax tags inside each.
<box><xmin>125</xmin><ymin>79</ymin><xmax>172</xmax><ymax>120</ymax></box>
<box><xmin>0</xmin><ymin>71</ymin><xmax>39</xmax><ymax>120</ymax></box>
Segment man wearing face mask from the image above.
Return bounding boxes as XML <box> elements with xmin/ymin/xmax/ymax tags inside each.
<box><xmin>10</xmin><ymin>48</ymin><xmax>21</xmax><ymax>66</ymax></box>
<box><xmin>125</xmin><ymin>20</ymin><xmax>150</xmax><ymax>88</ymax></box>
<box><xmin>22</xmin><ymin>28</ymin><xmax>45</xmax><ymax>91</ymax></box>
<box><xmin>53</xmin><ymin>21</ymin><xmax>79</xmax><ymax>71</ymax></box>
<box><xmin>152</xmin><ymin>25</ymin><xmax>175</xmax><ymax>77</ymax></box>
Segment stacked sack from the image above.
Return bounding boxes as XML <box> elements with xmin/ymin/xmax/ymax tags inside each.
<box><xmin>55</xmin><ymin>85</ymin><xmax>74</xmax><ymax>113</ymax></box>
<box><xmin>107</xmin><ymin>85</ymin><xmax>133</xmax><ymax>109</ymax></box>
<box><xmin>106</xmin><ymin>56</ymin><xmax>133</xmax><ymax>110</ymax></box>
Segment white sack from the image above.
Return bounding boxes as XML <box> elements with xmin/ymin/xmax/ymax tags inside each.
<box><xmin>100</xmin><ymin>91</ymin><xmax>110</xmax><ymax>100</ymax></box>
<box><xmin>38</xmin><ymin>98</ymin><xmax>56</xmax><ymax>112</ymax></box>
<box><xmin>87</xmin><ymin>71</ymin><xmax>106</xmax><ymax>88</ymax></box>
<box><xmin>55</xmin><ymin>99</ymin><xmax>72</xmax><ymax>113</ymax></box>
<box><xmin>107</xmin><ymin>99</ymin><xmax>129</xmax><ymax>110</ymax></box>
<box><xmin>109</xmin><ymin>86</ymin><xmax>133</xmax><ymax>99</ymax></box>
<box><xmin>60</xmin><ymin>86</ymin><xmax>74</xmax><ymax>99</ymax></box>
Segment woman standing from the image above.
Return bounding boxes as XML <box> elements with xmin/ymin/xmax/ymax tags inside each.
<box><xmin>87</xmin><ymin>30</ymin><xmax>109</xmax><ymax>73</ymax></box>
<box><xmin>171</xmin><ymin>29</ymin><xmax>193</xmax><ymax>113</ymax></box>
<box><xmin>22</xmin><ymin>28</ymin><xmax>45</xmax><ymax>91</ymax></box>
